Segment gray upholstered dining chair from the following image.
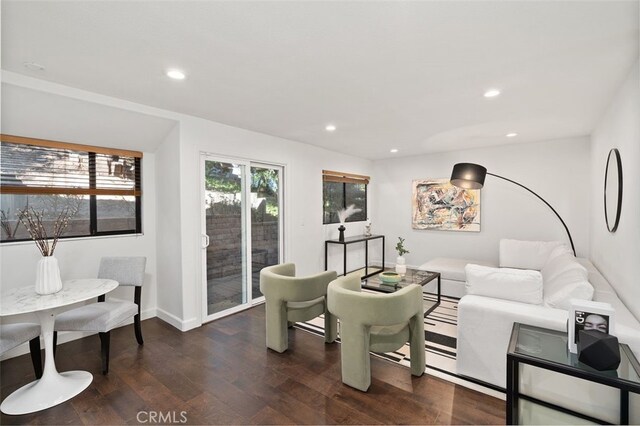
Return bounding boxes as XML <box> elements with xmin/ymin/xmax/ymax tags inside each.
<box><xmin>54</xmin><ymin>257</ymin><xmax>146</xmax><ymax>374</ymax></box>
<box><xmin>0</xmin><ymin>323</ymin><xmax>43</xmax><ymax>378</ymax></box>
<box><xmin>327</xmin><ymin>273</ymin><xmax>425</xmax><ymax>392</ymax></box>
<box><xmin>259</xmin><ymin>263</ymin><xmax>337</xmax><ymax>353</ymax></box>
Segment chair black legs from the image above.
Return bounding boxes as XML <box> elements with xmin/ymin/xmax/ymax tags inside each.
<box><xmin>28</xmin><ymin>337</ymin><xmax>43</xmax><ymax>379</ymax></box>
<box><xmin>99</xmin><ymin>331</ymin><xmax>110</xmax><ymax>375</ymax></box>
<box><xmin>54</xmin><ymin>324</ymin><xmax>140</xmax><ymax>376</ymax></box>
<box><xmin>134</xmin><ymin>315</ymin><xmax>144</xmax><ymax>345</ymax></box>
<box><xmin>55</xmin><ymin>330</ymin><xmax>111</xmax><ymax>375</ymax></box>
<box><xmin>134</xmin><ymin>286</ymin><xmax>144</xmax><ymax>345</ymax></box>
<box><xmin>51</xmin><ymin>286</ymin><xmax>143</xmax><ymax>376</ymax></box>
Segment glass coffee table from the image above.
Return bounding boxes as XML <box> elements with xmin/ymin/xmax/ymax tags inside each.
<box><xmin>361</xmin><ymin>268</ymin><xmax>441</xmax><ymax>316</ymax></box>
<box><xmin>506</xmin><ymin>322</ymin><xmax>640</xmax><ymax>425</ymax></box>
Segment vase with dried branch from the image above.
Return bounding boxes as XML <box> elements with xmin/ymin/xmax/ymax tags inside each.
<box><xmin>336</xmin><ymin>204</ymin><xmax>362</xmax><ymax>242</ymax></box>
<box><xmin>18</xmin><ymin>206</ymin><xmax>75</xmax><ymax>295</ymax></box>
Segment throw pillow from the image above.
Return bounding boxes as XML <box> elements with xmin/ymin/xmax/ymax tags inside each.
<box><xmin>546</xmin><ymin>244</ymin><xmax>574</xmax><ymax>263</ymax></box>
<box><xmin>499</xmin><ymin>239</ymin><xmax>564</xmax><ymax>270</ymax></box>
<box><xmin>543</xmin><ymin>265</ymin><xmax>594</xmax><ymax>311</ymax></box>
<box><xmin>465</xmin><ymin>264</ymin><xmax>544</xmax><ymax>305</ymax></box>
<box><xmin>544</xmin><ymin>277</ymin><xmax>594</xmax><ymax>310</ymax></box>
<box><xmin>541</xmin><ymin>251</ymin><xmax>587</xmax><ymax>283</ymax></box>
<box><xmin>542</xmin><ymin>254</ymin><xmax>594</xmax><ymax>310</ymax></box>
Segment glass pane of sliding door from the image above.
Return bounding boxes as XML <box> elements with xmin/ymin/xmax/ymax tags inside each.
<box><xmin>203</xmin><ymin>159</ymin><xmax>247</xmax><ymax>316</ymax></box>
<box><xmin>202</xmin><ymin>156</ymin><xmax>284</xmax><ymax>322</ymax></box>
<box><xmin>250</xmin><ymin>165</ymin><xmax>282</xmax><ymax>300</ymax></box>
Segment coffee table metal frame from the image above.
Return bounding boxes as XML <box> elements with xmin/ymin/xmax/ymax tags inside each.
<box><xmin>361</xmin><ymin>268</ymin><xmax>441</xmax><ymax>317</ymax></box>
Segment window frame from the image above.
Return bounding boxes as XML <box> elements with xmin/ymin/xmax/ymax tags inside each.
<box><xmin>322</xmin><ymin>169</ymin><xmax>369</xmax><ymax>225</ymax></box>
<box><xmin>0</xmin><ymin>134</ymin><xmax>143</xmax><ymax>243</ymax></box>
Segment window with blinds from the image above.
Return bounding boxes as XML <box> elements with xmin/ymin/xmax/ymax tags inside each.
<box><xmin>322</xmin><ymin>169</ymin><xmax>368</xmax><ymax>224</ymax></box>
<box><xmin>0</xmin><ymin>134</ymin><xmax>142</xmax><ymax>242</ymax></box>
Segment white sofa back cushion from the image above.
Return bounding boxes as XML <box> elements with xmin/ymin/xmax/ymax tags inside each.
<box><xmin>541</xmin><ymin>250</ymin><xmax>594</xmax><ymax>310</ymax></box>
<box><xmin>465</xmin><ymin>264</ymin><xmax>544</xmax><ymax>305</ymax></box>
<box><xmin>499</xmin><ymin>239</ymin><xmax>564</xmax><ymax>270</ymax></box>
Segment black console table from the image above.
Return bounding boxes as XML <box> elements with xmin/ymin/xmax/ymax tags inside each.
<box><xmin>324</xmin><ymin>234</ymin><xmax>384</xmax><ymax>279</ymax></box>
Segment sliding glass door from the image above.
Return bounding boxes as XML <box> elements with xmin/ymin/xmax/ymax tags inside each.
<box><xmin>250</xmin><ymin>164</ymin><xmax>282</xmax><ymax>299</ymax></box>
<box><xmin>201</xmin><ymin>155</ymin><xmax>283</xmax><ymax>321</ymax></box>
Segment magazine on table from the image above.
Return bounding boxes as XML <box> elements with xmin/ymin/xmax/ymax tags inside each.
<box><xmin>567</xmin><ymin>299</ymin><xmax>615</xmax><ymax>354</ymax></box>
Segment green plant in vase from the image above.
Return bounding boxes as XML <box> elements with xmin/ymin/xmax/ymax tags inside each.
<box><xmin>395</xmin><ymin>237</ymin><xmax>409</xmax><ymax>274</ymax></box>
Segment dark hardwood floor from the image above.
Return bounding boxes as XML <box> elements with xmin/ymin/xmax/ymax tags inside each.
<box><xmin>1</xmin><ymin>305</ymin><xmax>505</xmax><ymax>425</ymax></box>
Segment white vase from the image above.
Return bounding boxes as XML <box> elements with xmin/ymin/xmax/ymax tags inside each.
<box><xmin>395</xmin><ymin>256</ymin><xmax>407</xmax><ymax>274</ymax></box>
<box><xmin>35</xmin><ymin>256</ymin><xmax>63</xmax><ymax>295</ymax></box>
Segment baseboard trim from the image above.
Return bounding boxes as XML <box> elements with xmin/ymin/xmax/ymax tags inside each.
<box><xmin>155</xmin><ymin>308</ymin><xmax>199</xmax><ymax>331</ymax></box>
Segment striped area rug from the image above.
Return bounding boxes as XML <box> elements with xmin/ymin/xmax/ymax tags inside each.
<box><xmin>294</xmin><ymin>293</ymin><xmax>459</xmax><ymax>379</ymax></box>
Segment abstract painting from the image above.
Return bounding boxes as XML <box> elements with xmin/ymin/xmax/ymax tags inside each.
<box><xmin>412</xmin><ymin>178</ymin><xmax>480</xmax><ymax>232</ymax></box>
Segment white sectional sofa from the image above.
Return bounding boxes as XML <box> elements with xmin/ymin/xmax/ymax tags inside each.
<box><xmin>418</xmin><ymin>257</ymin><xmax>495</xmax><ymax>298</ymax></box>
<box><xmin>457</xmin><ymin>240</ymin><xmax>640</xmax><ymax>391</ymax></box>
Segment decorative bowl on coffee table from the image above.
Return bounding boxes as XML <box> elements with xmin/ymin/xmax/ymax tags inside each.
<box><xmin>379</xmin><ymin>271</ymin><xmax>402</xmax><ymax>284</ymax></box>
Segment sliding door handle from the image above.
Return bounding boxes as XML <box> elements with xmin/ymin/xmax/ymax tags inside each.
<box><xmin>202</xmin><ymin>234</ymin><xmax>210</xmax><ymax>248</ymax></box>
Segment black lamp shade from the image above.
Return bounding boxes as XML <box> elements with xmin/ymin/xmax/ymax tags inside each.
<box><xmin>450</xmin><ymin>163</ymin><xmax>487</xmax><ymax>189</ymax></box>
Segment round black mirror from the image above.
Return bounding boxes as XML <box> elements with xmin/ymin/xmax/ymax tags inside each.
<box><xmin>604</xmin><ymin>148</ymin><xmax>622</xmax><ymax>232</ymax></box>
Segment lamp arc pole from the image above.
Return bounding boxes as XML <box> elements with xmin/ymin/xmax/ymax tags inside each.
<box><xmin>486</xmin><ymin>172</ymin><xmax>576</xmax><ymax>256</ymax></box>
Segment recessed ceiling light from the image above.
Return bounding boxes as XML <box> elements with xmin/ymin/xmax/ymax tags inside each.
<box><xmin>166</xmin><ymin>69</ymin><xmax>186</xmax><ymax>80</ymax></box>
<box><xmin>390</xmin><ymin>149</ymin><xmax>399</xmax><ymax>153</ymax></box>
<box><xmin>506</xmin><ymin>133</ymin><xmax>518</xmax><ymax>138</ymax></box>
<box><xmin>483</xmin><ymin>89</ymin><xmax>501</xmax><ymax>98</ymax></box>
<box><xmin>23</xmin><ymin>61</ymin><xmax>45</xmax><ymax>71</ymax></box>
<box><xmin>325</xmin><ymin>124</ymin><xmax>336</xmax><ymax>132</ymax></box>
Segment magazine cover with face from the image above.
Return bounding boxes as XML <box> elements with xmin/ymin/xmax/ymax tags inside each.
<box><xmin>568</xmin><ymin>300</ymin><xmax>615</xmax><ymax>353</ymax></box>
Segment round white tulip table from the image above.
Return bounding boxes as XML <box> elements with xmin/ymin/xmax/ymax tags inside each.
<box><xmin>0</xmin><ymin>279</ymin><xmax>118</xmax><ymax>415</ymax></box>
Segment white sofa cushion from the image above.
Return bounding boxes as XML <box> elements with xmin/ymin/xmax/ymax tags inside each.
<box><xmin>457</xmin><ymin>258</ymin><xmax>640</xmax><ymax>392</ymax></box>
<box><xmin>499</xmin><ymin>239</ymin><xmax>564</xmax><ymax>270</ymax></box>
<box><xmin>418</xmin><ymin>257</ymin><xmax>495</xmax><ymax>282</ymax></box>
<box><xmin>545</xmin><ymin>243</ymin><xmax>574</xmax><ymax>264</ymax></box>
<box><xmin>543</xmin><ymin>273</ymin><xmax>593</xmax><ymax>310</ymax></box>
<box><xmin>541</xmin><ymin>250</ymin><xmax>593</xmax><ymax>310</ymax></box>
<box><xmin>541</xmin><ymin>248</ymin><xmax>587</xmax><ymax>283</ymax></box>
<box><xmin>457</xmin><ymin>295</ymin><xmax>568</xmax><ymax>388</ymax></box>
<box><xmin>465</xmin><ymin>264</ymin><xmax>544</xmax><ymax>305</ymax></box>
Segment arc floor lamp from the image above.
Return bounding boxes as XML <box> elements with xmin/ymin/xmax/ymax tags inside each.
<box><xmin>450</xmin><ymin>163</ymin><xmax>576</xmax><ymax>256</ymax></box>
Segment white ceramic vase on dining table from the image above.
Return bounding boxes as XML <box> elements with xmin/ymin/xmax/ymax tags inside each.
<box><xmin>35</xmin><ymin>256</ymin><xmax>63</xmax><ymax>295</ymax></box>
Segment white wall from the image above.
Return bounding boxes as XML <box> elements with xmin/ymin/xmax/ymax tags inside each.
<box><xmin>154</xmin><ymin>124</ymin><xmax>185</xmax><ymax>329</ymax></box>
<box><xmin>590</xmin><ymin>60</ymin><xmax>640</xmax><ymax>321</ymax></box>
<box><xmin>0</xmin><ymin>151</ymin><xmax>159</xmax><ymax>356</ymax></box>
<box><xmin>0</xmin><ymin>76</ymin><xmax>165</xmax><ymax>336</ymax></box>
<box><xmin>177</xmin><ymin>118</ymin><xmax>372</xmax><ymax>329</ymax></box>
<box><xmin>6</xmin><ymin>61</ymin><xmax>634</xmax><ymax>344</ymax></box>
<box><xmin>373</xmin><ymin>137</ymin><xmax>591</xmax><ymax>267</ymax></box>
<box><xmin>0</xmin><ymin>72</ymin><xmax>373</xmax><ymax>334</ymax></box>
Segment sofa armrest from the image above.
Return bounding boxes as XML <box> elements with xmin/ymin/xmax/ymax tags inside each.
<box><xmin>457</xmin><ymin>295</ymin><xmax>568</xmax><ymax>388</ymax></box>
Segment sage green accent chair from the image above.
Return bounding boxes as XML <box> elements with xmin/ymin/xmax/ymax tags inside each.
<box><xmin>260</xmin><ymin>263</ymin><xmax>338</xmax><ymax>353</ymax></box>
<box><xmin>328</xmin><ymin>273</ymin><xmax>425</xmax><ymax>392</ymax></box>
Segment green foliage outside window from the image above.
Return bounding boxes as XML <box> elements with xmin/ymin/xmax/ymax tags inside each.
<box><xmin>323</xmin><ymin>181</ymin><xmax>367</xmax><ymax>224</ymax></box>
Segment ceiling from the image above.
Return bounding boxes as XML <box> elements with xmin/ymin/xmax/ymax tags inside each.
<box><xmin>2</xmin><ymin>1</ymin><xmax>638</xmax><ymax>160</ymax></box>
<box><xmin>1</xmin><ymin>83</ymin><xmax>178</xmax><ymax>153</ymax></box>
